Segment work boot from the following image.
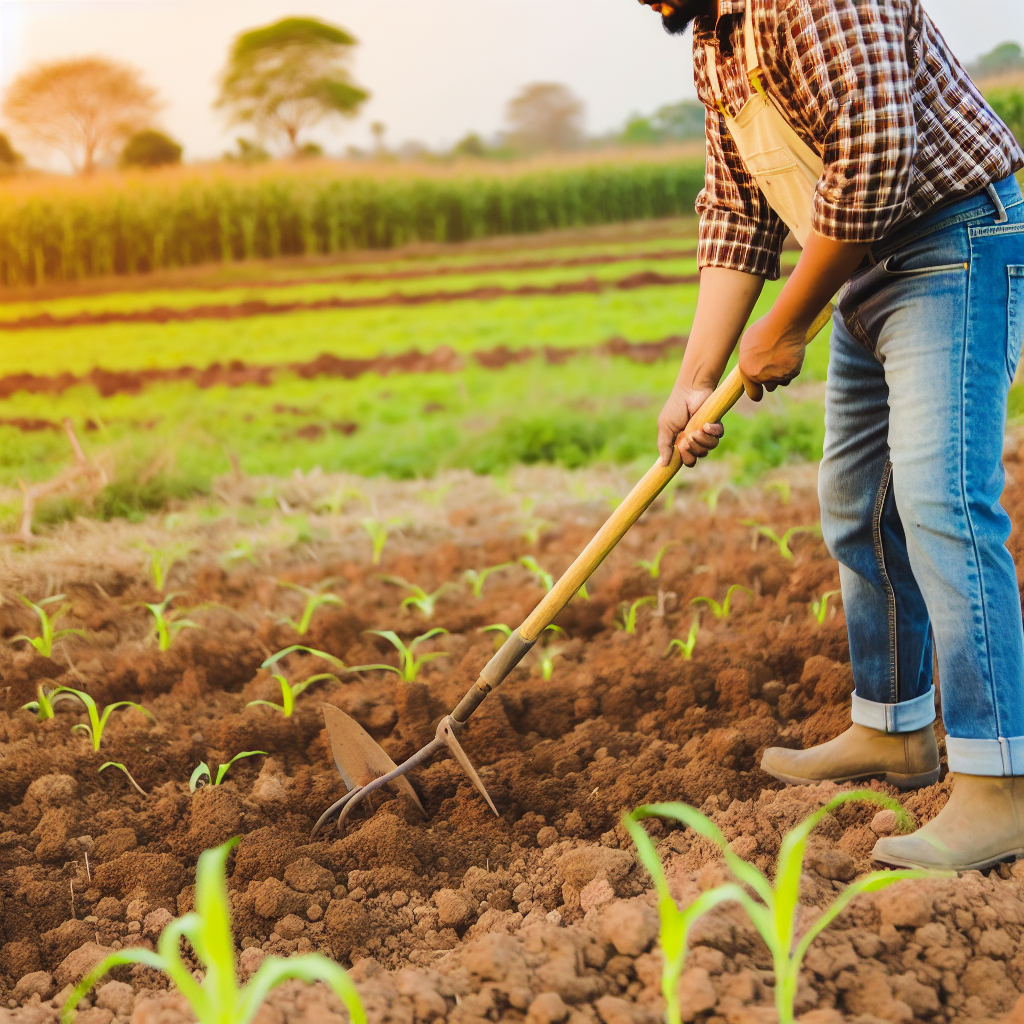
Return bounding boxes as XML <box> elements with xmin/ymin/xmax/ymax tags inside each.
<box><xmin>873</xmin><ymin>774</ymin><xmax>1024</xmax><ymax>871</ymax></box>
<box><xmin>760</xmin><ymin>723</ymin><xmax>939</xmax><ymax>790</ymax></box>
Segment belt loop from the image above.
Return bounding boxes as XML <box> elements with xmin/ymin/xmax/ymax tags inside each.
<box><xmin>986</xmin><ymin>183</ymin><xmax>1008</xmax><ymax>225</ymax></box>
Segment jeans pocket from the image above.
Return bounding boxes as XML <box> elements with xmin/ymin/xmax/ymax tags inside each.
<box><xmin>880</xmin><ymin>254</ymin><xmax>967</xmax><ymax>277</ymax></box>
<box><xmin>1008</xmin><ymin>266</ymin><xmax>1024</xmax><ymax>384</ymax></box>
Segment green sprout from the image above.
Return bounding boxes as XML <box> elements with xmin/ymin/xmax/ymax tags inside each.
<box><xmin>666</xmin><ymin>615</ymin><xmax>701</xmax><ymax>660</ymax></box>
<box><xmin>138</xmin><ymin>541</ymin><xmax>195</xmax><ymax>593</ymax></box>
<box><xmin>480</xmin><ymin>623</ymin><xmax>513</xmax><ymax>650</ymax></box>
<box><xmin>636</xmin><ymin>542</ymin><xmax>677</xmax><ymax>580</ymax></box>
<box><xmin>99</xmin><ymin>761</ymin><xmax>148</xmax><ymax>797</ymax></box>
<box><xmin>810</xmin><ymin>589</ymin><xmax>842</xmax><ymax>626</ymax></box>
<box><xmin>380</xmin><ymin>576</ymin><xmax>453</xmax><ymax>619</ymax></box>
<box><xmin>741</xmin><ymin>520</ymin><xmax>822</xmax><ymax>560</ymax></box>
<box><xmin>763</xmin><ymin>478</ymin><xmax>792</xmax><ymax>506</ymax></box>
<box><xmin>247</xmin><ymin>671</ymin><xmax>339</xmax><ymax>717</ymax></box>
<box><xmin>220</xmin><ymin>539</ymin><xmax>259</xmax><ymax>566</ymax></box>
<box><xmin>538</xmin><ymin>645</ymin><xmax>567</xmax><ymax>682</ymax></box>
<box><xmin>62</xmin><ymin>838</ymin><xmax>366</xmax><ymax>1024</ymax></box>
<box><xmin>519</xmin><ymin>555</ymin><xmax>553</xmax><ymax>592</ymax></box>
<box><xmin>145</xmin><ymin>595</ymin><xmax>201</xmax><ymax>651</ymax></box>
<box><xmin>51</xmin><ymin>687</ymin><xmax>154</xmax><ymax>752</ymax></box>
<box><xmin>616</xmin><ymin>596</ymin><xmax>658</xmax><ymax>634</ymax></box>
<box><xmin>349</xmin><ymin>629</ymin><xmax>449</xmax><ymax>684</ymax></box>
<box><xmin>701</xmin><ymin>481</ymin><xmax>734</xmax><ymax>514</ymax></box>
<box><xmin>22</xmin><ymin>683</ymin><xmax>82</xmax><ymax>722</ymax></box>
<box><xmin>12</xmin><ymin>594</ymin><xmax>86</xmax><ymax>659</ymax></box>
<box><xmin>690</xmin><ymin>584</ymin><xmax>752</xmax><ymax>620</ymax></box>
<box><xmin>662</xmin><ymin>478</ymin><xmax>691</xmax><ymax>513</ymax></box>
<box><xmin>362</xmin><ymin>517</ymin><xmax>401</xmax><ymax>565</ymax></box>
<box><xmin>314</xmin><ymin>485</ymin><xmax>367</xmax><ymax>515</ymax></box>
<box><xmin>277</xmin><ymin>579</ymin><xmax>344</xmax><ymax>635</ymax></box>
<box><xmin>624</xmin><ymin>793</ymin><xmax>944</xmax><ymax>1024</ymax></box>
<box><xmin>190</xmin><ymin>751</ymin><xmax>268</xmax><ymax>792</ymax></box>
<box><xmin>464</xmin><ymin>563</ymin><xmax>513</xmax><ymax>599</ymax></box>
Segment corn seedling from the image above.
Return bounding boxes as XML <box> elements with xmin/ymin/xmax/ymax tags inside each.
<box><xmin>50</xmin><ymin>687</ymin><xmax>154</xmax><ymax>752</ymax></box>
<box><xmin>636</xmin><ymin>542</ymin><xmax>677</xmax><ymax>580</ymax></box>
<box><xmin>350</xmin><ymin>628</ymin><xmax>449</xmax><ymax>684</ymax></box>
<box><xmin>314</xmin><ymin>485</ymin><xmax>367</xmax><ymax>515</ymax></box>
<box><xmin>662</xmin><ymin>477</ymin><xmax>691</xmax><ymax>514</ymax></box>
<box><xmin>99</xmin><ymin>761</ymin><xmax>148</xmax><ymax>797</ymax></box>
<box><xmin>145</xmin><ymin>595</ymin><xmax>201</xmax><ymax>651</ymax></box>
<box><xmin>810</xmin><ymin>589</ymin><xmax>841</xmax><ymax>626</ymax></box>
<box><xmin>616</xmin><ymin>596</ymin><xmax>658</xmax><ymax>634</ymax></box>
<box><xmin>138</xmin><ymin>541</ymin><xmax>195</xmax><ymax>593</ymax></box>
<box><xmin>666</xmin><ymin>615</ymin><xmax>701</xmax><ymax>660</ymax></box>
<box><xmin>701</xmin><ymin>481</ymin><xmax>734</xmax><ymax>514</ymax></box>
<box><xmin>220</xmin><ymin>539</ymin><xmax>259</xmax><ymax>566</ymax></box>
<box><xmin>380</xmin><ymin>576</ymin><xmax>454</xmax><ymax>619</ymax></box>
<box><xmin>690</xmin><ymin>584</ymin><xmax>752</xmax><ymax>620</ymax></box>
<box><xmin>538</xmin><ymin>643</ymin><xmax>567</xmax><ymax>681</ymax></box>
<box><xmin>520</xmin><ymin>555</ymin><xmax>553</xmax><ymax>592</ymax></box>
<box><xmin>62</xmin><ymin>838</ymin><xmax>365</xmax><ymax>1024</ymax></box>
<box><xmin>480</xmin><ymin>623</ymin><xmax>513</xmax><ymax>650</ymax></box>
<box><xmin>362</xmin><ymin>517</ymin><xmax>402</xmax><ymax>565</ymax></box>
<box><xmin>12</xmin><ymin>594</ymin><xmax>86</xmax><ymax>659</ymax></box>
<box><xmin>247</xmin><ymin>669</ymin><xmax>339</xmax><ymax>717</ymax></box>
<box><xmin>22</xmin><ymin>683</ymin><xmax>83</xmax><ymax>722</ymax></box>
<box><xmin>464</xmin><ymin>563</ymin><xmax>513</xmax><ymax>599</ymax></box>
<box><xmin>624</xmin><ymin>793</ymin><xmax>943</xmax><ymax>1024</ymax></box>
<box><xmin>763</xmin><ymin>478</ymin><xmax>792</xmax><ymax>506</ymax></box>
<box><xmin>277</xmin><ymin>579</ymin><xmax>344</xmax><ymax>635</ymax></box>
<box><xmin>741</xmin><ymin>520</ymin><xmax>822</xmax><ymax>560</ymax></box>
<box><xmin>190</xmin><ymin>751</ymin><xmax>268</xmax><ymax>792</ymax></box>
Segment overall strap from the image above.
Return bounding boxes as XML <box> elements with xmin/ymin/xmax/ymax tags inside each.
<box><xmin>742</xmin><ymin>0</ymin><xmax>767</xmax><ymax>97</ymax></box>
<box><xmin>704</xmin><ymin>44</ymin><xmax>733</xmax><ymax>117</ymax></box>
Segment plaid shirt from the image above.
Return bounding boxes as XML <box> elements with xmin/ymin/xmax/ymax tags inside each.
<box><xmin>695</xmin><ymin>0</ymin><xmax>1024</xmax><ymax>280</ymax></box>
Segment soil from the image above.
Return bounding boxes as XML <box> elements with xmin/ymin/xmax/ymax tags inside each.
<box><xmin>0</xmin><ymin>334</ymin><xmax>687</xmax><ymax>404</ymax></box>
<box><xmin>0</xmin><ymin>271</ymin><xmax>700</xmax><ymax>332</ymax></box>
<box><xmin>1</xmin><ymin>458</ymin><xmax>1024</xmax><ymax>1024</ymax></box>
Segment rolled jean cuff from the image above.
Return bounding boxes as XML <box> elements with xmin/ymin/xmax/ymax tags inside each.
<box><xmin>946</xmin><ymin>736</ymin><xmax>1024</xmax><ymax>776</ymax></box>
<box><xmin>851</xmin><ymin>686</ymin><xmax>936</xmax><ymax>733</ymax></box>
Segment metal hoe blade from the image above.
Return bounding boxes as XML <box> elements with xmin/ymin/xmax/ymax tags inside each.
<box><xmin>311</xmin><ymin>711</ymin><xmax>498</xmax><ymax>837</ymax></box>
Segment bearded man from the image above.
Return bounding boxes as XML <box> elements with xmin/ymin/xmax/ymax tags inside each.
<box><xmin>644</xmin><ymin>0</ymin><xmax>1024</xmax><ymax>870</ymax></box>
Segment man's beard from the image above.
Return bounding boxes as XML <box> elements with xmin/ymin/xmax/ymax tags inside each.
<box><xmin>661</xmin><ymin>0</ymin><xmax>713</xmax><ymax>35</ymax></box>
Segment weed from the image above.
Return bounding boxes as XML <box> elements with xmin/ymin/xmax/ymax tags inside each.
<box><xmin>666</xmin><ymin>615</ymin><xmax>700</xmax><ymax>660</ymax></box>
<box><xmin>12</xmin><ymin>594</ymin><xmax>86</xmax><ymax>659</ymax></box>
<box><xmin>464</xmin><ymin>563</ymin><xmax>513</xmax><ymax>599</ymax></box>
<box><xmin>636</xmin><ymin>542</ymin><xmax>677</xmax><ymax>580</ymax></box>
<box><xmin>190</xmin><ymin>751</ymin><xmax>268</xmax><ymax>791</ymax></box>
<box><xmin>247</xmin><ymin>670</ymin><xmax>339</xmax><ymax>717</ymax></box>
<box><xmin>62</xmin><ymin>838</ymin><xmax>365</xmax><ymax>1024</ymax></box>
<box><xmin>49</xmin><ymin>687</ymin><xmax>154</xmax><ymax>751</ymax></box>
<box><xmin>21</xmin><ymin>683</ymin><xmax>82</xmax><ymax>722</ymax></box>
<box><xmin>690</xmin><ymin>584</ymin><xmax>751</xmax><ymax>620</ymax></box>
<box><xmin>519</xmin><ymin>555</ymin><xmax>553</xmax><ymax>592</ymax></box>
<box><xmin>362</xmin><ymin>517</ymin><xmax>401</xmax><ymax>565</ymax></box>
<box><xmin>277</xmin><ymin>579</ymin><xmax>344</xmax><ymax>635</ymax></box>
<box><xmin>616</xmin><ymin>596</ymin><xmax>658</xmax><ymax>634</ymax></box>
<box><xmin>350</xmin><ymin>628</ymin><xmax>449</xmax><ymax>684</ymax></box>
<box><xmin>741</xmin><ymin>520</ymin><xmax>822</xmax><ymax>560</ymax></box>
<box><xmin>138</xmin><ymin>541</ymin><xmax>195</xmax><ymax>593</ymax></box>
<box><xmin>99</xmin><ymin>761</ymin><xmax>148</xmax><ymax>797</ymax></box>
<box><xmin>810</xmin><ymin>589</ymin><xmax>841</xmax><ymax>626</ymax></box>
<box><xmin>145</xmin><ymin>595</ymin><xmax>201</xmax><ymax>651</ymax></box>
<box><xmin>380</xmin><ymin>576</ymin><xmax>454</xmax><ymax>619</ymax></box>
<box><xmin>624</xmin><ymin>793</ymin><xmax>942</xmax><ymax>1024</ymax></box>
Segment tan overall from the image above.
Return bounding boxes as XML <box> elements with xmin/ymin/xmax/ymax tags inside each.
<box><xmin>704</xmin><ymin>0</ymin><xmax>822</xmax><ymax>246</ymax></box>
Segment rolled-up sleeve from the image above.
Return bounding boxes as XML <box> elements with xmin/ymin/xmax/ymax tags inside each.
<box><xmin>781</xmin><ymin>0</ymin><xmax>916</xmax><ymax>242</ymax></box>
<box><xmin>697</xmin><ymin>103</ymin><xmax>788</xmax><ymax>280</ymax></box>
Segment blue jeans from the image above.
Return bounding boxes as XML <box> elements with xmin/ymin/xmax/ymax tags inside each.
<box><xmin>820</xmin><ymin>174</ymin><xmax>1024</xmax><ymax>776</ymax></box>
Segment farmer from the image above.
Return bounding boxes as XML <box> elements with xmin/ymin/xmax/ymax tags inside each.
<box><xmin>644</xmin><ymin>0</ymin><xmax>1024</xmax><ymax>871</ymax></box>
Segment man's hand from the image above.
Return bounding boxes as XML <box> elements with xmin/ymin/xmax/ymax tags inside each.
<box><xmin>657</xmin><ymin>381</ymin><xmax>725</xmax><ymax>467</ymax></box>
<box><xmin>737</xmin><ymin>314</ymin><xmax>808</xmax><ymax>402</ymax></box>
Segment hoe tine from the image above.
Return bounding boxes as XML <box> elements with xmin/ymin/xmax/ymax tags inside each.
<box><xmin>437</xmin><ymin>717</ymin><xmax>499</xmax><ymax>817</ymax></box>
<box><xmin>320</xmin><ymin>704</ymin><xmax>425</xmax><ymax>815</ymax></box>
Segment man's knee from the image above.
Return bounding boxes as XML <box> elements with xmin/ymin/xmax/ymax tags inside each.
<box><xmin>818</xmin><ymin>454</ymin><xmax>863</xmax><ymax>562</ymax></box>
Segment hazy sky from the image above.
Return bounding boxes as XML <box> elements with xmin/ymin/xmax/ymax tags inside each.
<box><xmin>1</xmin><ymin>0</ymin><xmax>1022</xmax><ymax>167</ymax></box>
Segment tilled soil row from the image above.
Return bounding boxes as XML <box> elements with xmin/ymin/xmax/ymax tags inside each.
<box><xmin>0</xmin><ymin>335</ymin><xmax>686</xmax><ymax>404</ymax></box>
<box><xmin>0</xmin><ymin>461</ymin><xmax>1023</xmax><ymax>1023</ymax></box>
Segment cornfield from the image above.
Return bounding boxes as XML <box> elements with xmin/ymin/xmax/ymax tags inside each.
<box><xmin>0</xmin><ymin>154</ymin><xmax>705</xmax><ymax>285</ymax></box>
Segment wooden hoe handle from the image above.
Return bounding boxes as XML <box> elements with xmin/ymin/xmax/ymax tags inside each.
<box><xmin>451</xmin><ymin>304</ymin><xmax>834</xmax><ymax>724</ymax></box>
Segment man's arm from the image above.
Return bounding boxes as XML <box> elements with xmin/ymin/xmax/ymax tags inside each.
<box><xmin>657</xmin><ymin>266</ymin><xmax>764</xmax><ymax>466</ymax></box>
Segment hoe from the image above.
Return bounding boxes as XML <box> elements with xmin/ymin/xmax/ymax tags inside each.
<box><xmin>312</xmin><ymin>306</ymin><xmax>834</xmax><ymax>836</ymax></box>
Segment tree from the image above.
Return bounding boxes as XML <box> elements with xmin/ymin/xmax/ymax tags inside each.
<box><xmin>120</xmin><ymin>129</ymin><xmax>182</xmax><ymax>169</ymax></box>
<box><xmin>968</xmin><ymin>41</ymin><xmax>1024</xmax><ymax>81</ymax></box>
<box><xmin>2</xmin><ymin>57</ymin><xmax>159</xmax><ymax>174</ymax></box>
<box><xmin>216</xmin><ymin>17</ymin><xmax>369</xmax><ymax>156</ymax></box>
<box><xmin>0</xmin><ymin>132</ymin><xmax>21</xmax><ymax>171</ymax></box>
<box><xmin>505</xmin><ymin>83</ymin><xmax>585</xmax><ymax>154</ymax></box>
<box><xmin>620</xmin><ymin>100</ymin><xmax>705</xmax><ymax>146</ymax></box>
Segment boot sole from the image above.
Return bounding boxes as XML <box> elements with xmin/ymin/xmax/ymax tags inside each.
<box><xmin>762</xmin><ymin>765</ymin><xmax>941</xmax><ymax>792</ymax></box>
<box><xmin>873</xmin><ymin>847</ymin><xmax>1024</xmax><ymax>873</ymax></box>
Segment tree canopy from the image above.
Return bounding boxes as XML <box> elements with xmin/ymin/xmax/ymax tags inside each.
<box><xmin>216</xmin><ymin>16</ymin><xmax>369</xmax><ymax>156</ymax></box>
<box><xmin>120</xmin><ymin>129</ymin><xmax>183</xmax><ymax>169</ymax></box>
<box><xmin>505</xmin><ymin>83</ymin><xmax>585</xmax><ymax>154</ymax></box>
<box><xmin>2</xmin><ymin>56</ymin><xmax>158</xmax><ymax>174</ymax></box>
